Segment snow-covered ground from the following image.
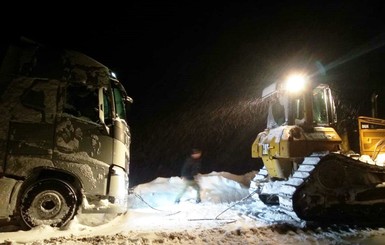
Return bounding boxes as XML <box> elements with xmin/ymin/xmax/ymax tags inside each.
<box><xmin>1</xmin><ymin>171</ymin><xmax>385</xmax><ymax>244</ymax></box>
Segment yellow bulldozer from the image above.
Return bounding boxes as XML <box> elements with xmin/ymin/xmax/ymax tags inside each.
<box><xmin>250</xmin><ymin>73</ymin><xmax>385</xmax><ymax>223</ymax></box>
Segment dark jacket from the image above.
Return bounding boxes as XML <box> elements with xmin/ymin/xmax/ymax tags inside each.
<box><xmin>181</xmin><ymin>156</ymin><xmax>201</xmax><ymax>180</ymax></box>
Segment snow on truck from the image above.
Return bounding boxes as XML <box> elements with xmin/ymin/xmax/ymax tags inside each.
<box><xmin>0</xmin><ymin>38</ymin><xmax>132</xmax><ymax>229</ymax></box>
<box><xmin>250</xmin><ymin>73</ymin><xmax>385</xmax><ymax>223</ymax></box>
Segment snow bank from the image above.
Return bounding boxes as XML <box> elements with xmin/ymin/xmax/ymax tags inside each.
<box><xmin>1</xmin><ymin>171</ymin><xmax>385</xmax><ymax>245</ymax></box>
<box><xmin>130</xmin><ymin>171</ymin><xmax>251</xmax><ymax>208</ymax></box>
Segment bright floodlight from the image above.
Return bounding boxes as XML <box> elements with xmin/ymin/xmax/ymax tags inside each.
<box><xmin>285</xmin><ymin>74</ymin><xmax>307</xmax><ymax>93</ymax></box>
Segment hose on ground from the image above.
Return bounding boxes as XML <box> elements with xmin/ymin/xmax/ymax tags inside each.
<box><xmin>133</xmin><ymin>192</ymin><xmax>180</xmax><ymax>215</ymax></box>
<box><xmin>215</xmin><ymin>189</ymin><xmax>258</xmax><ymax>220</ymax></box>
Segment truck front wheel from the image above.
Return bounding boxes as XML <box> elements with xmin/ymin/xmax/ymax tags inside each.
<box><xmin>19</xmin><ymin>179</ymin><xmax>78</xmax><ymax>229</ymax></box>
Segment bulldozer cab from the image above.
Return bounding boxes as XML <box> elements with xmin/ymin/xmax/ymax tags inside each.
<box><xmin>265</xmin><ymin>80</ymin><xmax>337</xmax><ymax>130</ymax></box>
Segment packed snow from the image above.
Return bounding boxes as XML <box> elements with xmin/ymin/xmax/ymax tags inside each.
<box><xmin>1</xmin><ymin>171</ymin><xmax>385</xmax><ymax>244</ymax></box>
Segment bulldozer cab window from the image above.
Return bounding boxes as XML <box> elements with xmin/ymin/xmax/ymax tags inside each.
<box><xmin>294</xmin><ymin>98</ymin><xmax>304</xmax><ymax>120</ymax></box>
<box><xmin>312</xmin><ymin>88</ymin><xmax>328</xmax><ymax>125</ymax></box>
<box><xmin>64</xmin><ymin>84</ymin><xmax>99</xmax><ymax>122</ymax></box>
<box><xmin>267</xmin><ymin>95</ymin><xmax>288</xmax><ymax>128</ymax></box>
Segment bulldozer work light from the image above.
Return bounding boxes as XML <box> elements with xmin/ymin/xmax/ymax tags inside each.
<box><xmin>284</xmin><ymin>74</ymin><xmax>307</xmax><ymax>93</ymax></box>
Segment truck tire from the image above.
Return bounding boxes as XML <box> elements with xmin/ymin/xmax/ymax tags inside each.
<box><xmin>19</xmin><ymin>179</ymin><xmax>78</xmax><ymax>229</ymax></box>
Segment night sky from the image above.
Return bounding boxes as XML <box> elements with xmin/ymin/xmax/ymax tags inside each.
<box><xmin>2</xmin><ymin>1</ymin><xmax>385</xmax><ymax>186</ymax></box>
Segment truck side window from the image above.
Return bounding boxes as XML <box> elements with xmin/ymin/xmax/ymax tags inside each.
<box><xmin>113</xmin><ymin>87</ymin><xmax>126</xmax><ymax>120</ymax></box>
<box><xmin>21</xmin><ymin>86</ymin><xmax>45</xmax><ymax>111</ymax></box>
<box><xmin>20</xmin><ymin>79</ymin><xmax>59</xmax><ymax>123</ymax></box>
<box><xmin>103</xmin><ymin>88</ymin><xmax>112</xmax><ymax>122</ymax></box>
<box><xmin>64</xmin><ymin>84</ymin><xmax>98</xmax><ymax>122</ymax></box>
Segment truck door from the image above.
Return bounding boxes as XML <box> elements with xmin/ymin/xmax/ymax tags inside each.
<box><xmin>54</xmin><ymin>82</ymin><xmax>114</xmax><ymax>194</ymax></box>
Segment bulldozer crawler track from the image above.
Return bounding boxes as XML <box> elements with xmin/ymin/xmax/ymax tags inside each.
<box><xmin>251</xmin><ymin>153</ymin><xmax>385</xmax><ymax>224</ymax></box>
<box><xmin>278</xmin><ymin>155</ymin><xmax>322</xmax><ymax>222</ymax></box>
<box><xmin>279</xmin><ymin>153</ymin><xmax>385</xmax><ymax>223</ymax></box>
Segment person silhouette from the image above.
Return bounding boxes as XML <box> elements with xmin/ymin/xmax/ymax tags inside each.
<box><xmin>175</xmin><ymin>148</ymin><xmax>202</xmax><ymax>203</ymax></box>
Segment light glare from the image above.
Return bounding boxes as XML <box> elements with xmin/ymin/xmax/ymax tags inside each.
<box><xmin>285</xmin><ymin>74</ymin><xmax>306</xmax><ymax>93</ymax></box>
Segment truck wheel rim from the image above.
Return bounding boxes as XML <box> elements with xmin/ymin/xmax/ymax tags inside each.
<box><xmin>30</xmin><ymin>190</ymin><xmax>67</xmax><ymax>220</ymax></box>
